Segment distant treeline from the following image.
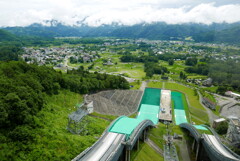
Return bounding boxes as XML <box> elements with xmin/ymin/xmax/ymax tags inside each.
<box><xmin>120</xmin><ymin>53</ymin><xmax>187</xmax><ymax>63</ymax></box>
<box><xmin>183</xmin><ymin>57</ymin><xmax>240</xmax><ymax>92</ymax></box>
<box><xmin>120</xmin><ymin>55</ymin><xmax>158</xmax><ymax>63</ymax></box>
<box><xmin>120</xmin><ymin>54</ymin><xmax>169</xmax><ymax>77</ymax></box>
<box><xmin>209</xmin><ymin>60</ymin><xmax>240</xmax><ymax>92</ymax></box>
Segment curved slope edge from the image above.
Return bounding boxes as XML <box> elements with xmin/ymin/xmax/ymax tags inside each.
<box><xmin>180</xmin><ymin>123</ymin><xmax>240</xmax><ymax>161</ymax></box>
<box><xmin>72</xmin><ymin>117</ymin><xmax>155</xmax><ymax>161</ymax></box>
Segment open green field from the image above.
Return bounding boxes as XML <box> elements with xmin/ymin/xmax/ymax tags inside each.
<box><xmin>159</xmin><ymin>60</ymin><xmax>208</xmax><ymax>81</ymax></box>
<box><xmin>131</xmin><ymin>143</ymin><xmax>164</xmax><ymax>161</ymax></box>
<box><xmin>130</xmin><ymin>81</ymin><xmax>141</xmax><ymax>90</ymax></box>
<box><xmin>201</xmin><ymin>86</ymin><xmax>218</xmax><ymax>93</ymax></box>
<box><xmin>68</xmin><ymin>51</ymin><xmax>146</xmax><ymax>79</ymax></box>
<box><xmin>69</xmin><ymin>61</ymin><xmax>145</xmax><ymax>79</ymax></box>
<box><xmin>148</xmin><ymin>81</ymin><xmax>163</xmax><ymax>88</ymax></box>
<box><xmin>161</xmin><ymin>60</ymin><xmax>186</xmax><ymax>74</ymax></box>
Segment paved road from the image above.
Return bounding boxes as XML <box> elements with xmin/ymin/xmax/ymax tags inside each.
<box><xmin>140</xmin><ymin>81</ymin><xmax>147</xmax><ymax>91</ymax></box>
<box><xmin>197</xmin><ymin>91</ymin><xmax>219</xmax><ymax>125</ymax></box>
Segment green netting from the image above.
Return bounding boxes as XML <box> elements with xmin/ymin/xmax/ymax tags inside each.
<box><xmin>109</xmin><ymin>104</ymin><xmax>160</xmax><ymax>136</ymax></box>
<box><xmin>137</xmin><ymin>104</ymin><xmax>159</xmax><ymax>125</ymax></box>
<box><xmin>193</xmin><ymin>125</ymin><xmax>208</xmax><ymax>131</ymax></box>
<box><xmin>174</xmin><ymin>109</ymin><xmax>188</xmax><ymax>125</ymax></box>
<box><xmin>171</xmin><ymin>91</ymin><xmax>184</xmax><ymax>110</ymax></box>
<box><xmin>109</xmin><ymin>117</ymin><xmax>143</xmax><ymax>136</ymax></box>
<box><xmin>171</xmin><ymin>91</ymin><xmax>188</xmax><ymax>125</ymax></box>
<box><xmin>139</xmin><ymin>104</ymin><xmax>160</xmax><ymax>114</ymax></box>
<box><xmin>140</xmin><ymin>88</ymin><xmax>161</xmax><ymax>106</ymax></box>
<box><xmin>109</xmin><ymin>88</ymin><xmax>161</xmax><ymax>137</ymax></box>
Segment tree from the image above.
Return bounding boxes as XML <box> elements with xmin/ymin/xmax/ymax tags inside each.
<box><xmin>217</xmin><ymin>86</ymin><xmax>228</xmax><ymax>95</ymax></box>
<box><xmin>168</xmin><ymin>59</ymin><xmax>174</xmax><ymax>65</ymax></box>
<box><xmin>179</xmin><ymin>71</ymin><xmax>187</xmax><ymax>79</ymax></box>
<box><xmin>215</xmin><ymin>121</ymin><xmax>228</xmax><ymax>135</ymax></box>
<box><xmin>185</xmin><ymin>57</ymin><xmax>198</xmax><ymax>66</ymax></box>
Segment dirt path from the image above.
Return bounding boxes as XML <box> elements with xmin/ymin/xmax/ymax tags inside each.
<box><xmin>146</xmin><ymin>138</ymin><xmax>164</xmax><ymax>156</ymax></box>
<box><xmin>140</xmin><ymin>81</ymin><xmax>147</xmax><ymax>91</ymax></box>
<box><xmin>162</xmin><ymin>81</ymin><xmax>165</xmax><ymax>89</ymax></box>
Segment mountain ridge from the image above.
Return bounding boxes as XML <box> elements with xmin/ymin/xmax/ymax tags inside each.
<box><xmin>2</xmin><ymin>22</ymin><xmax>240</xmax><ymax>44</ymax></box>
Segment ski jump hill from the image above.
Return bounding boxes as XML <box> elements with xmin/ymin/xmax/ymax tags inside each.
<box><xmin>72</xmin><ymin>88</ymin><xmax>240</xmax><ymax>161</ymax></box>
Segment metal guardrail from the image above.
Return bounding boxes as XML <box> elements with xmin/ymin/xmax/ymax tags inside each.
<box><xmin>179</xmin><ymin>123</ymin><xmax>201</xmax><ymax>142</ymax></box>
<box><xmin>202</xmin><ymin>125</ymin><xmax>240</xmax><ymax>160</ymax></box>
<box><xmin>72</xmin><ymin>116</ymin><xmax>155</xmax><ymax>161</ymax></box>
<box><xmin>105</xmin><ymin>135</ymin><xmax>126</xmax><ymax>161</ymax></box>
<box><xmin>126</xmin><ymin>119</ymin><xmax>154</xmax><ymax>150</ymax></box>
<box><xmin>72</xmin><ymin>131</ymin><xmax>109</xmax><ymax>161</ymax></box>
<box><xmin>202</xmin><ymin>134</ymin><xmax>239</xmax><ymax>161</ymax></box>
<box><xmin>179</xmin><ymin>123</ymin><xmax>240</xmax><ymax>161</ymax></box>
<box><xmin>72</xmin><ymin>116</ymin><xmax>126</xmax><ymax>161</ymax></box>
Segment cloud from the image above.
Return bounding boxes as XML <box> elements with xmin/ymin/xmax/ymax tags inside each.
<box><xmin>0</xmin><ymin>0</ymin><xmax>240</xmax><ymax>27</ymax></box>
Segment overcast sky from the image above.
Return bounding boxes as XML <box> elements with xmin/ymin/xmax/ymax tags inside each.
<box><xmin>0</xmin><ymin>0</ymin><xmax>240</xmax><ymax>27</ymax></box>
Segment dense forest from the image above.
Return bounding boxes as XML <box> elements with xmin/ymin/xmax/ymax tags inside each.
<box><xmin>0</xmin><ymin>61</ymin><xmax>129</xmax><ymax>160</ymax></box>
<box><xmin>0</xmin><ymin>61</ymin><xmax>129</xmax><ymax>128</ymax></box>
<box><xmin>209</xmin><ymin>60</ymin><xmax>240</xmax><ymax>92</ymax></box>
<box><xmin>183</xmin><ymin>58</ymin><xmax>240</xmax><ymax>92</ymax></box>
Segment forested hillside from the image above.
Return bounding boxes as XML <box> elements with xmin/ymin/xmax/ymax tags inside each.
<box><xmin>0</xmin><ymin>29</ymin><xmax>18</xmax><ymax>41</ymax></box>
<box><xmin>4</xmin><ymin>22</ymin><xmax>240</xmax><ymax>44</ymax></box>
<box><xmin>0</xmin><ymin>61</ymin><xmax>129</xmax><ymax>160</ymax></box>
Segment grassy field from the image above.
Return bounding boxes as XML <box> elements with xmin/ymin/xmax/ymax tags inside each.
<box><xmin>130</xmin><ymin>81</ymin><xmax>141</xmax><ymax>90</ymax></box>
<box><xmin>163</xmin><ymin>60</ymin><xmax>186</xmax><ymax>74</ymax></box>
<box><xmin>131</xmin><ymin>143</ymin><xmax>164</xmax><ymax>161</ymax></box>
<box><xmin>202</xmin><ymin>86</ymin><xmax>218</xmax><ymax>93</ymax></box>
<box><xmin>148</xmin><ymin>81</ymin><xmax>163</xmax><ymax>88</ymax></box>
<box><xmin>149</xmin><ymin>124</ymin><xmax>166</xmax><ymax>149</ymax></box>
<box><xmin>68</xmin><ymin>51</ymin><xmax>146</xmax><ymax>79</ymax></box>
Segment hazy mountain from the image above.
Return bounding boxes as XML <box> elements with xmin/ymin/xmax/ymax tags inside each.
<box><xmin>3</xmin><ymin>22</ymin><xmax>240</xmax><ymax>44</ymax></box>
<box><xmin>0</xmin><ymin>29</ymin><xmax>18</xmax><ymax>41</ymax></box>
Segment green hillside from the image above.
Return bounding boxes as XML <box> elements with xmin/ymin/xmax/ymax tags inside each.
<box><xmin>0</xmin><ymin>29</ymin><xmax>18</xmax><ymax>41</ymax></box>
